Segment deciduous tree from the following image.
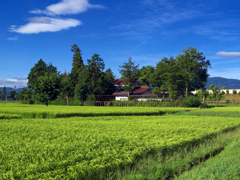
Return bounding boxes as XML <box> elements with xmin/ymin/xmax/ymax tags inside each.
<box><xmin>176</xmin><ymin>47</ymin><xmax>211</xmax><ymax>99</ymax></box>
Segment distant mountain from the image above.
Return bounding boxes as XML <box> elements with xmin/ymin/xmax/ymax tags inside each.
<box><xmin>206</xmin><ymin>77</ymin><xmax>240</xmax><ymax>89</ymax></box>
<box><xmin>0</xmin><ymin>87</ymin><xmax>27</xmax><ymax>93</ymax></box>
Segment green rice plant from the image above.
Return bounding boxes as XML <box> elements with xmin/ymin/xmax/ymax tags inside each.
<box><xmin>0</xmin><ymin>113</ymin><xmax>21</xmax><ymax>119</ymax></box>
<box><xmin>1</xmin><ymin>116</ymin><xmax>240</xmax><ymax>179</ymax></box>
<box><xmin>0</xmin><ymin>103</ymin><xmax>193</xmax><ymax>118</ymax></box>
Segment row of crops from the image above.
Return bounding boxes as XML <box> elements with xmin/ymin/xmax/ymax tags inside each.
<box><xmin>1</xmin><ymin>103</ymin><xmax>240</xmax><ymax>179</ymax></box>
<box><xmin>0</xmin><ymin>103</ymin><xmax>195</xmax><ymax>118</ymax></box>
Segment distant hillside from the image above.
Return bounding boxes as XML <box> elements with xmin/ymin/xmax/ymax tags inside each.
<box><xmin>206</xmin><ymin>77</ymin><xmax>240</xmax><ymax>89</ymax></box>
<box><xmin>0</xmin><ymin>87</ymin><xmax>27</xmax><ymax>93</ymax></box>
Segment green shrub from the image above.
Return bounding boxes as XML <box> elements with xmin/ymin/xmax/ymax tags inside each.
<box><xmin>233</xmin><ymin>90</ymin><xmax>237</xmax><ymax>94</ymax></box>
<box><xmin>199</xmin><ymin>103</ymin><xmax>209</xmax><ymax>108</ymax></box>
<box><xmin>226</xmin><ymin>99</ymin><xmax>230</xmax><ymax>103</ymax></box>
<box><xmin>216</xmin><ymin>93</ymin><xmax>222</xmax><ymax>101</ymax></box>
<box><xmin>181</xmin><ymin>96</ymin><xmax>201</xmax><ymax>107</ymax></box>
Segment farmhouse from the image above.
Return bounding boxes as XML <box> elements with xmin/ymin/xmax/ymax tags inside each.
<box><xmin>113</xmin><ymin>79</ymin><xmax>168</xmax><ymax>101</ymax></box>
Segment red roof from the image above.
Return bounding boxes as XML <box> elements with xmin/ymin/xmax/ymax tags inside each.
<box><xmin>115</xmin><ymin>79</ymin><xmax>125</xmax><ymax>84</ymax></box>
<box><xmin>132</xmin><ymin>86</ymin><xmax>150</xmax><ymax>94</ymax></box>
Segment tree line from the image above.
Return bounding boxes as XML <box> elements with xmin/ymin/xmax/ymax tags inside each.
<box><xmin>18</xmin><ymin>45</ymin><xmax>211</xmax><ymax>106</ymax></box>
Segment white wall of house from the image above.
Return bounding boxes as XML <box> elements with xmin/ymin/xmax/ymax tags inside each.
<box><xmin>191</xmin><ymin>89</ymin><xmax>240</xmax><ymax>94</ymax></box>
<box><xmin>135</xmin><ymin>97</ymin><xmax>165</xmax><ymax>101</ymax></box>
<box><xmin>115</xmin><ymin>96</ymin><xmax>128</xmax><ymax>101</ymax></box>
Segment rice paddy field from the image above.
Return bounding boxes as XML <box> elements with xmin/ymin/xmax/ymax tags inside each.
<box><xmin>0</xmin><ymin>102</ymin><xmax>240</xmax><ymax>179</ymax></box>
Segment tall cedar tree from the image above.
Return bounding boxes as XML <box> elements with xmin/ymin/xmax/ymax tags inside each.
<box><xmin>74</xmin><ymin>54</ymin><xmax>107</xmax><ymax>101</ymax></box>
<box><xmin>119</xmin><ymin>56</ymin><xmax>140</xmax><ymax>97</ymax></box>
<box><xmin>176</xmin><ymin>47</ymin><xmax>211</xmax><ymax>99</ymax></box>
<box><xmin>103</xmin><ymin>68</ymin><xmax>115</xmax><ymax>95</ymax></box>
<box><xmin>69</xmin><ymin>44</ymin><xmax>84</xmax><ymax>96</ymax></box>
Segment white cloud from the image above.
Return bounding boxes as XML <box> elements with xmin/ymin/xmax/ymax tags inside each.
<box><xmin>10</xmin><ymin>17</ymin><xmax>81</xmax><ymax>34</ymax></box>
<box><xmin>8</xmin><ymin>37</ymin><xmax>19</xmax><ymax>40</ymax></box>
<box><xmin>30</xmin><ymin>0</ymin><xmax>105</xmax><ymax>15</ymax></box>
<box><xmin>0</xmin><ymin>76</ymin><xmax>28</xmax><ymax>88</ymax></box>
<box><xmin>216</xmin><ymin>52</ymin><xmax>240</xmax><ymax>58</ymax></box>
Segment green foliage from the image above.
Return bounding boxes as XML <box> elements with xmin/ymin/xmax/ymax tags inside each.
<box><xmin>233</xmin><ymin>90</ymin><xmax>237</xmax><ymax>94</ymax></box>
<box><xmin>86</xmin><ymin>93</ymin><xmax>96</xmax><ymax>101</ymax></box>
<box><xmin>69</xmin><ymin>44</ymin><xmax>84</xmax><ymax>95</ymax></box>
<box><xmin>226</xmin><ymin>89</ymin><xmax>229</xmax><ymax>94</ymax></box>
<box><xmin>27</xmin><ymin>59</ymin><xmax>57</xmax><ymax>90</ymax></box>
<box><xmin>1</xmin><ymin>86</ymin><xmax>7</xmax><ymax>93</ymax></box>
<box><xmin>119</xmin><ymin>56</ymin><xmax>140</xmax><ymax>96</ymax></box>
<box><xmin>220</xmin><ymin>86</ymin><xmax>227</xmax><ymax>89</ymax></box>
<box><xmin>138</xmin><ymin>66</ymin><xmax>155</xmax><ymax>86</ymax></box>
<box><xmin>225</xmin><ymin>99</ymin><xmax>230</xmax><ymax>103</ymax></box>
<box><xmin>34</xmin><ymin>72</ymin><xmax>61</xmax><ymax>106</ymax></box>
<box><xmin>27</xmin><ymin>59</ymin><xmax>60</xmax><ymax>106</ymax></box>
<box><xmin>207</xmin><ymin>85</ymin><xmax>222</xmax><ymax>101</ymax></box>
<box><xmin>74</xmin><ymin>54</ymin><xmax>112</xmax><ymax>100</ymax></box>
<box><xmin>199</xmin><ymin>103</ymin><xmax>209</xmax><ymax>108</ymax></box>
<box><xmin>17</xmin><ymin>88</ymin><xmax>35</xmax><ymax>104</ymax></box>
<box><xmin>8</xmin><ymin>90</ymin><xmax>17</xmax><ymax>99</ymax></box>
<box><xmin>103</xmin><ymin>68</ymin><xmax>115</xmax><ymax>95</ymax></box>
<box><xmin>181</xmin><ymin>96</ymin><xmax>201</xmax><ymax>107</ymax></box>
<box><xmin>176</xmin><ymin>47</ymin><xmax>211</xmax><ymax>98</ymax></box>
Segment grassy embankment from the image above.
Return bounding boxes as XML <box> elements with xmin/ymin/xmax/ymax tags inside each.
<box><xmin>221</xmin><ymin>94</ymin><xmax>240</xmax><ymax>101</ymax></box>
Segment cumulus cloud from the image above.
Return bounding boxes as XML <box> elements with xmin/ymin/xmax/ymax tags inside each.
<box><xmin>30</xmin><ymin>0</ymin><xmax>105</xmax><ymax>15</ymax></box>
<box><xmin>10</xmin><ymin>17</ymin><xmax>81</xmax><ymax>34</ymax></box>
<box><xmin>0</xmin><ymin>76</ymin><xmax>28</xmax><ymax>88</ymax></box>
<box><xmin>216</xmin><ymin>51</ymin><xmax>240</xmax><ymax>58</ymax></box>
<box><xmin>8</xmin><ymin>37</ymin><xmax>19</xmax><ymax>40</ymax></box>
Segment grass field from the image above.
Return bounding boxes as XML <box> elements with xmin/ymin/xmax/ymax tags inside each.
<box><xmin>0</xmin><ymin>103</ymin><xmax>240</xmax><ymax>179</ymax></box>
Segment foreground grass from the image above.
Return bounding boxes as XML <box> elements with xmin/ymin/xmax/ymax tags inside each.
<box><xmin>115</xmin><ymin>126</ymin><xmax>240</xmax><ymax>180</ymax></box>
<box><xmin>176</xmin><ymin>134</ymin><xmax>240</xmax><ymax>180</ymax></box>
<box><xmin>1</xmin><ymin>116</ymin><xmax>240</xmax><ymax>179</ymax></box>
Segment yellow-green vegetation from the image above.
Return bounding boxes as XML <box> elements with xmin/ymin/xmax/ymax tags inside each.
<box><xmin>0</xmin><ymin>113</ymin><xmax>21</xmax><ymax>119</ymax></box>
<box><xmin>0</xmin><ymin>103</ymin><xmax>194</xmax><ymax>118</ymax></box>
<box><xmin>121</xmin><ymin>126</ymin><xmax>240</xmax><ymax>180</ymax></box>
<box><xmin>221</xmin><ymin>94</ymin><xmax>240</xmax><ymax>101</ymax></box>
<box><xmin>1</xmin><ymin>115</ymin><xmax>240</xmax><ymax>179</ymax></box>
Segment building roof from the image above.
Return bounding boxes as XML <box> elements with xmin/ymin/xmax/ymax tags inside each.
<box><xmin>113</xmin><ymin>86</ymin><xmax>151</xmax><ymax>96</ymax></box>
<box><xmin>112</xmin><ymin>90</ymin><xmax>128</xmax><ymax>96</ymax></box>
<box><xmin>115</xmin><ymin>79</ymin><xmax>125</xmax><ymax>84</ymax></box>
<box><xmin>132</xmin><ymin>86</ymin><xmax>150</xmax><ymax>94</ymax></box>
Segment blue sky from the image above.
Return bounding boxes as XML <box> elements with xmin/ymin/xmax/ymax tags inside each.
<box><xmin>0</xmin><ymin>0</ymin><xmax>239</xmax><ymax>88</ymax></box>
